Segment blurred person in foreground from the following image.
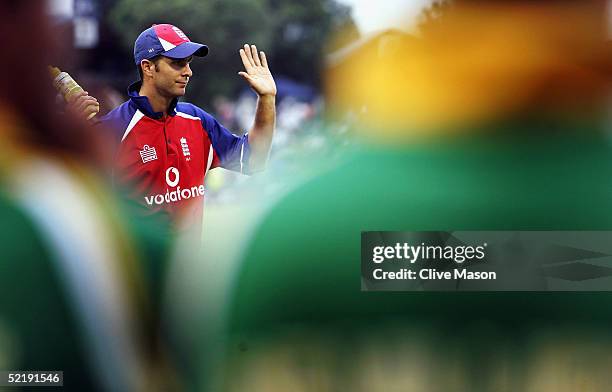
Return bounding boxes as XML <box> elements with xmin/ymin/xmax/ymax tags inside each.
<box><xmin>0</xmin><ymin>1</ymin><xmax>178</xmax><ymax>390</ymax></box>
<box><xmin>187</xmin><ymin>0</ymin><xmax>612</xmax><ymax>390</ymax></box>
<box><xmin>72</xmin><ymin>24</ymin><xmax>276</xmax><ymax>238</ymax></box>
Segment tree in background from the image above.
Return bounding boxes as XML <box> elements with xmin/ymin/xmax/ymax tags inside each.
<box><xmin>265</xmin><ymin>0</ymin><xmax>358</xmax><ymax>87</ymax></box>
<box><xmin>109</xmin><ymin>0</ymin><xmax>357</xmax><ymax>108</ymax></box>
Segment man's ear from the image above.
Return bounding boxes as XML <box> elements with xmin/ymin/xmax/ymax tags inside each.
<box><xmin>141</xmin><ymin>59</ymin><xmax>155</xmax><ymax>78</ymax></box>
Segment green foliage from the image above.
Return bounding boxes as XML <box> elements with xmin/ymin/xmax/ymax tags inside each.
<box><xmin>264</xmin><ymin>0</ymin><xmax>358</xmax><ymax>86</ymax></box>
<box><xmin>109</xmin><ymin>0</ymin><xmax>357</xmax><ymax>107</ymax></box>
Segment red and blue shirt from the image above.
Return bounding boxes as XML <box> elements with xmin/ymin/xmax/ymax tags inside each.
<box><xmin>100</xmin><ymin>81</ymin><xmax>250</xmax><ymax>229</ymax></box>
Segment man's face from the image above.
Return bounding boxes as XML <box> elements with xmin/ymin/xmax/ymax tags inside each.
<box><xmin>149</xmin><ymin>56</ymin><xmax>193</xmax><ymax>98</ymax></box>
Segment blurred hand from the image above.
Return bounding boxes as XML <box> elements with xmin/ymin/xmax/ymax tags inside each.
<box><xmin>238</xmin><ymin>44</ymin><xmax>277</xmax><ymax>97</ymax></box>
<box><xmin>66</xmin><ymin>90</ymin><xmax>99</xmax><ymax>120</ymax></box>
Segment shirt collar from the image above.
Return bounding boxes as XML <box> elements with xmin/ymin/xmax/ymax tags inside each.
<box><xmin>127</xmin><ymin>81</ymin><xmax>178</xmax><ymax>119</ymax></box>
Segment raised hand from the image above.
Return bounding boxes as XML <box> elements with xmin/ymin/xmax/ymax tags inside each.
<box><xmin>238</xmin><ymin>44</ymin><xmax>277</xmax><ymax>97</ymax></box>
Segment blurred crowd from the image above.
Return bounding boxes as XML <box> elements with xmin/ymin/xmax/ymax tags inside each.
<box><xmin>1</xmin><ymin>0</ymin><xmax>612</xmax><ymax>391</ymax></box>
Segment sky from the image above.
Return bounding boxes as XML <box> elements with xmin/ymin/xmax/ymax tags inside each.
<box><xmin>337</xmin><ymin>0</ymin><xmax>433</xmax><ymax>34</ymax></box>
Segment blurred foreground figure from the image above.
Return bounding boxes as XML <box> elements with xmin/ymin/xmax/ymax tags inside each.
<box><xmin>0</xmin><ymin>2</ymin><xmax>176</xmax><ymax>390</ymax></box>
<box><xmin>206</xmin><ymin>0</ymin><xmax>612</xmax><ymax>390</ymax></box>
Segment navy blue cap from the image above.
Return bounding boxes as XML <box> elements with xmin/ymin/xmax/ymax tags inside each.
<box><xmin>134</xmin><ymin>24</ymin><xmax>208</xmax><ymax>65</ymax></box>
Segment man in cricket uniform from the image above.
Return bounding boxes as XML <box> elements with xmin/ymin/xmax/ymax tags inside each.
<box><xmin>81</xmin><ymin>24</ymin><xmax>276</xmax><ymax>232</ymax></box>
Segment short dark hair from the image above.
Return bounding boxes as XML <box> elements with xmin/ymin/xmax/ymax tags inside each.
<box><xmin>137</xmin><ymin>56</ymin><xmax>162</xmax><ymax>80</ymax></box>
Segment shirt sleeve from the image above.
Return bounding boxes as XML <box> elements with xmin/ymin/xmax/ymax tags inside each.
<box><xmin>197</xmin><ymin>107</ymin><xmax>252</xmax><ymax>175</ymax></box>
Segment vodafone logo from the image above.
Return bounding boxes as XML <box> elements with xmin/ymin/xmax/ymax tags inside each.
<box><xmin>144</xmin><ymin>166</ymin><xmax>204</xmax><ymax>206</ymax></box>
<box><xmin>166</xmin><ymin>167</ymin><xmax>180</xmax><ymax>187</ymax></box>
